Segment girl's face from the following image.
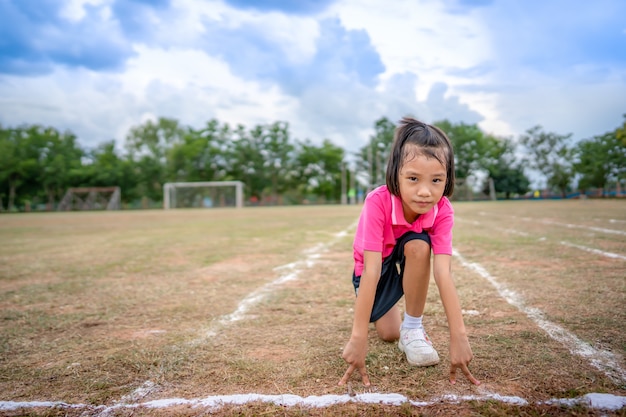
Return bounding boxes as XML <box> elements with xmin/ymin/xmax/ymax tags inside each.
<box><xmin>398</xmin><ymin>150</ymin><xmax>447</xmax><ymax>223</ymax></box>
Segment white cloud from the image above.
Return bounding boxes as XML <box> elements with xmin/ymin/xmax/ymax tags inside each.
<box><xmin>0</xmin><ymin>45</ymin><xmax>296</xmax><ymax>149</ymax></box>
<box><xmin>59</xmin><ymin>0</ymin><xmax>110</xmax><ymax>22</ymax></box>
<box><xmin>1</xmin><ymin>0</ymin><xmax>624</xmax><ymax>160</ymax></box>
<box><xmin>328</xmin><ymin>0</ymin><xmax>492</xmax><ymax>87</ymax></box>
<box><xmin>495</xmin><ymin>80</ymin><xmax>626</xmax><ymax>140</ymax></box>
<box><xmin>325</xmin><ymin>0</ymin><xmax>497</xmax><ymax>138</ymax></box>
<box><xmin>167</xmin><ymin>0</ymin><xmax>319</xmax><ymax>65</ymax></box>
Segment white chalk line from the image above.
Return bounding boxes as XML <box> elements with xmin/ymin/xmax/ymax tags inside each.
<box><xmin>476</xmin><ymin>211</ymin><xmax>626</xmax><ymax>236</ymax></box>
<box><xmin>456</xmin><ymin>216</ymin><xmax>626</xmax><ymax>261</ymax></box>
<box><xmin>1</xmin><ymin>391</ymin><xmax>624</xmax><ymax>413</ymax></box>
<box><xmin>190</xmin><ymin>224</ymin><xmax>357</xmax><ymax>344</ymax></box>
<box><xmin>540</xmin><ymin>219</ymin><xmax>626</xmax><ymax>236</ymax></box>
<box><xmin>453</xmin><ymin>249</ymin><xmax>626</xmax><ymax>385</ymax></box>
<box><xmin>560</xmin><ymin>241</ymin><xmax>626</xmax><ymax>261</ymax></box>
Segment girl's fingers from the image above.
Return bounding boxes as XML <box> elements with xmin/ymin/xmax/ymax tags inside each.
<box><xmin>358</xmin><ymin>366</ymin><xmax>371</xmax><ymax>386</ymax></box>
<box><xmin>338</xmin><ymin>364</ymin><xmax>356</xmax><ymax>386</ymax></box>
<box><xmin>450</xmin><ymin>363</ymin><xmax>480</xmax><ymax>385</ymax></box>
<box><xmin>338</xmin><ymin>364</ymin><xmax>371</xmax><ymax>387</ymax></box>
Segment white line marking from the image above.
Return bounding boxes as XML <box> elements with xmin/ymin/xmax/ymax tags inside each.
<box><xmin>462</xmin><ymin>309</ymin><xmax>480</xmax><ymax>316</ymax></box>
<box><xmin>453</xmin><ymin>249</ymin><xmax>626</xmax><ymax>385</ymax></box>
<box><xmin>476</xmin><ymin>212</ymin><xmax>626</xmax><ymax>236</ymax></box>
<box><xmin>118</xmin><ymin>381</ymin><xmax>158</xmax><ymax>404</ymax></box>
<box><xmin>1</xmin><ymin>392</ymin><xmax>624</xmax><ymax>413</ymax></box>
<box><xmin>544</xmin><ymin>393</ymin><xmax>626</xmax><ymax>410</ymax></box>
<box><xmin>538</xmin><ymin>219</ymin><xmax>626</xmax><ymax>236</ymax></box>
<box><xmin>192</xmin><ymin>223</ymin><xmax>357</xmax><ymax>342</ymax></box>
<box><xmin>455</xmin><ymin>217</ymin><xmax>529</xmax><ymax>237</ymax></box>
<box><xmin>454</xmin><ymin>217</ymin><xmax>481</xmax><ymax>226</ymax></box>
<box><xmin>560</xmin><ymin>241</ymin><xmax>626</xmax><ymax>261</ymax></box>
<box><xmin>456</xmin><ymin>217</ymin><xmax>625</xmax><ymax>260</ymax></box>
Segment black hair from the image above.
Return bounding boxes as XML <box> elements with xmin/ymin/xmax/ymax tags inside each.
<box><xmin>385</xmin><ymin>117</ymin><xmax>455</xmax><ymax>197</ymax></box>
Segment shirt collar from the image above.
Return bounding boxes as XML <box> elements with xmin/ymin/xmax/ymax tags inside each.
<box><xmin>391</xmin><ymin>193</ymin><xmax>438</xmax><ymax>229</ymax></box>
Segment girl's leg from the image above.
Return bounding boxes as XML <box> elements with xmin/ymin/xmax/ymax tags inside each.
<box><xmin>373</xmin><ymin>236</ymin><xmax>431</xmax><ymax>343</ymax></box>
<box><xmin>397</xmin><ymin>238</ymin><xmax>439</xmax><ymax>366</ymax></box>
<box><xmin>402</xmin><ymin>239</ymin><xmax>431</xmax><ymax>317</ymax></box>
<box><xmin>374</xmin><ymin>305</ymin><xmax>401</xmax><ymax>342</ymax></box>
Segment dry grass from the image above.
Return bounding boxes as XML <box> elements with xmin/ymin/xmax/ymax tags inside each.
<box><xmin>0</xmin><ymin>200</ymin><xmax>624</xmax><ymax>416</ymax></box>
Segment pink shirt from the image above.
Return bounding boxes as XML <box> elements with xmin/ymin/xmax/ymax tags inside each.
<box><xmin>352</xmin><ymin>185</ymin><xmax>454</xmax><ymax>276</ymax></box>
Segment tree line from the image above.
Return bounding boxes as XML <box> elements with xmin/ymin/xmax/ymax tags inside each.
<box><xmin>1</xmin><ymin>115</ymin><xmax>624</xmax><ymax>211</ymax></box>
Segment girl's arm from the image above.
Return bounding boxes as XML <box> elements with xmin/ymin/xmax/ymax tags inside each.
<box><xmin>338</xmin><ymin>250</ymin><xmax>382</xmax><ymax>386</ymax></box>
<box><xmin>433</xmin><ymin>253</ymin><xmax>481</xmax><ymax>385</ymax></box>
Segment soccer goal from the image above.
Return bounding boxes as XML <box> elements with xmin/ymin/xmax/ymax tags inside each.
<box><xmin>58</xmin><ymin>187</ymin><xmax>121</xmax><ymax>211</ymax></box>
<box><xmin>163</xmin><ymin>181</ymin><xmax>244</xmax><ymax>209</ymax></box>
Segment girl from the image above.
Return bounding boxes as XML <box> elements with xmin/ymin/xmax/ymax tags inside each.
<box><xmin>339</xmin><ymin>117</ymin><xmax>480</xmax><ymax>387</ymax></box>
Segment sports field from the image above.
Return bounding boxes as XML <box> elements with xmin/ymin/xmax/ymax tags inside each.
<box><xmin>0</xmin><ymin>200</ymin><xmax>624</xmax><ymax>416</ymax></box>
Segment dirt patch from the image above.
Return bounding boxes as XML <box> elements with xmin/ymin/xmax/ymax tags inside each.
<box><xmin>247</xmin><ymin>345</ymin><xmax>298</xmax><ymax>362</ymax></box>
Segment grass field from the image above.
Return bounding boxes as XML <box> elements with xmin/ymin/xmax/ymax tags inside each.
<box><xmin>0</xmin><ymin>200</ymin><xmax>624</xmax><ymax>416</ymax></box>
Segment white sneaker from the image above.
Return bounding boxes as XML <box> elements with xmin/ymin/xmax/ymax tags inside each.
<box><xmin>398</xmin><ymin>327</ymin><xmax>440</xmax><ymax>366</ymax></box>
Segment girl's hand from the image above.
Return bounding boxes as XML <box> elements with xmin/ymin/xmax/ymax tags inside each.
<box><xmin>449</xmin><ymin>334</ymin><xmax>480</xmax><ymax>385</ymax></box>
<box><xmin>338</xmin><ymin>336</ymin><xmax>371</xmax><ymax>386</ymax></box>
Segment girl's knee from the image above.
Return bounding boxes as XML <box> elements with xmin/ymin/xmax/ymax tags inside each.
<box><xmin>375</xmin><ymin>307</ymin><xmax>401</xmax><ymax>341</ymax></box>
<box><xmin>404</xmin><ymin>239</ymin><xmax>430</xmax><ymax>261</ymax></box>
<box><xmin>377</xmin><ymin>326</ymin><xmax>400</xmax><ymax>342</ymax></box>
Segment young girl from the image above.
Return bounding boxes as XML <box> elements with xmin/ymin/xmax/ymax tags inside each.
<box><xmin>339</xmin><ymin>117</ymin><xmax>480</xmax><ymax>387</ymax></box>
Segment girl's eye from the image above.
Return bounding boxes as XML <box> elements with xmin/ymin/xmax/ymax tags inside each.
<box><xmin>433</xmin><ymin>178</ymin><xmax>441</xmax><ymax>183</ymax></box>
<box><xmin>409</xmin><ymin>177</ymin><xmax>418</xmax><ymax>182</ymax></box>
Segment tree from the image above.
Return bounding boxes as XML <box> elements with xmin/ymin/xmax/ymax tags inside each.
<box><xmin>616</xmin><ymin>114</ymin><xmax>626</xmax><ymax>147</ymax></box>
<box><xmin>575</xmin><ymin>130</ymin><xmax>626</xmax><ymax>194</ymax></box>
<box><xmin>167</xmin><ymin>119</ymin><xmax>233</xmax><ymax>183</ymax></box>
<box><xmin>355</xmin><ymin>117</ymin><xmax>395</xmax><ymax>190</ymax></box>
<box><xmin>295</xmin><ymin>139</ymin><xmax>345</xmax><ymax>202</ymax></box>
<box><xmin>259</xmin><ymin>121</ymin><xmax>296</xmax><ymax>201</ymax></box>
<box><xmin>83</xmin><ymin>141</ymin><xmax>137</xmax><ymax>202</ymax></box>
<box><xmin>125</xmin><ymin>117</ymin><xmax>185</xmax><ymax>202</ymax></box>
<box><xmin>520</xmin><ymin>126</ymin><xmax>575</xmax><ymax>197</ymax></box>
<box><xmin>228</xmin><ymin>121</ymin><xmax>296</xmax><ymax>203</ymax></box>
<box><xmin>229</xmin><ymin>124</ymin><xmax>266</xmax><ymax>201</ymax></box>
<box><xmin>37</xmin><ymin>127</ymin><xmax>84</xmax><ymax>208</ymax></box>
<box><xmin>0</xmin><ymin>126</ymin><xmax>16</xmax><ymax>210</ymax></box>
<box><xmin>0</xmin><ymin>125</ymin><xmax>47</xmax><ymax>210</ymax></box>
<box><xmin>435</xmin><ymin>120</ymin><xmax>491</xmax><ymax>180</ymax></box>
<box><xmin>482</xmin><ymin>136</ymin><xmax>529</xmax><ymax>199</ymax></box>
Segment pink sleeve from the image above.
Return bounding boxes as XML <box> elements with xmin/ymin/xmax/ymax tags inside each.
<box><xmin>429</xmin><ymin>198</ymin><xmax>454</xmax><ymax>255</ymax></box>
<box><xmin>355</xmin><ymin>192</ymin><xmax>386</xmax><ymax>253</ymax></box>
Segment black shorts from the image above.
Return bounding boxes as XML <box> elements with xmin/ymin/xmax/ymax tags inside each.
<box><xmin>352</xmin><ymin>231</ymin><xmax>431</xmax><ymax>322</ymax></box>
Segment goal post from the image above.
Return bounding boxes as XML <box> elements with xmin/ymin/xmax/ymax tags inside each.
<box><xmin>58</xmin><ymin>187</ymin><xmax>121</xmax><ymax>211</ymax></box>
<box><xmin>163</xmin><ymin>181</ymin><xmax>244</xmax><ymax>209</ymax></box>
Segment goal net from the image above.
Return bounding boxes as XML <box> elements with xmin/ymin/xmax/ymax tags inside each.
<box><xmin>163</xmin><ymin>181</ymin><xmax>244</xmax><ymax>209</ymax></box>
<box><xmin>58</xmin><ymin>187</ymin><xmax>121</xmax><ymax>211</ymax></box>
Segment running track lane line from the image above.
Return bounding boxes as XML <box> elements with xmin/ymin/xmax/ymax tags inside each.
<box><xmin>453</xmin><ymin>249</ymin><xmax>626</xmax><ymax>385</ymax></box>
<box><xmin>560</xmin><ymin>241</ymin><xmax>626</xmax><ymax>261</ymax></box>
<box><xmin>2</xmin><ymin>391</ymin><xmax>625</xmax><ymax>413</ymax></box>
<box><xmin>477</xmin><ymin>212</ymin><xmax>626</xmax><ymax>237</ymax></box>
<box><xmin>456</xmin><ymin>216</ymin><xmax>626</xmax><ymax>261</ymax></box>
<box><xmin>191</xmin><ymin>221</ymin><xmax>357</xmax><ymax>344</ymax></box>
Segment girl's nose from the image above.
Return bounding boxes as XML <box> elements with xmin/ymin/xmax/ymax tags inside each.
<box><xmin>417</xmin><ymin>185</ymin><xmax>431</xmax><ymax>196</ymax></box>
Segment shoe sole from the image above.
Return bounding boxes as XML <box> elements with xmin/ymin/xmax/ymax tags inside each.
<box><xmin>398</xmin><ymin>340</ymin><xmax>440</xmax><ymax>367</ymax></box>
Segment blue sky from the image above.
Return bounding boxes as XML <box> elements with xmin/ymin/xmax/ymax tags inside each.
<box><xmin>0</xmin><ymin>0</ymin><xmax>625</xmax><ymax>157</ymax></box>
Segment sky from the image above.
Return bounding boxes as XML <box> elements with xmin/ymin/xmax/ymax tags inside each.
<box><xmin>0</xmin><ymin>0</ymin><xmax>625</xmax><ymax>156</ymax></box>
